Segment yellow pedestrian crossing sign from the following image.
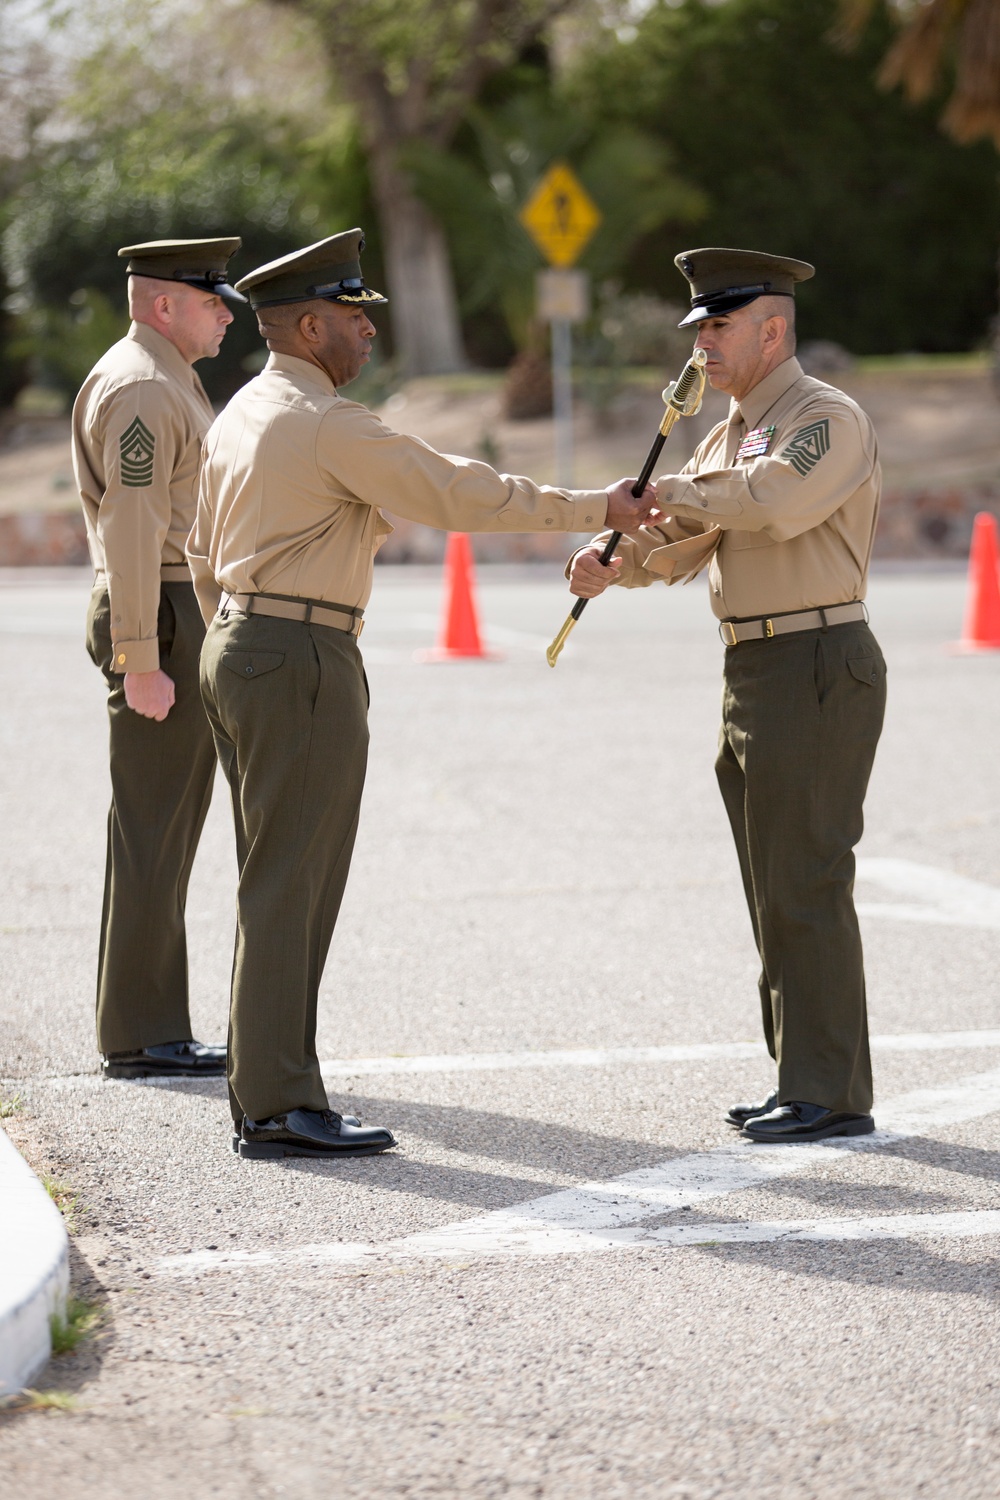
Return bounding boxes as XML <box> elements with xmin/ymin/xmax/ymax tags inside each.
<box><xmin>519</xmin><ymin>161</ymin><xmax>602</xmax><ymax>268</ymax></box>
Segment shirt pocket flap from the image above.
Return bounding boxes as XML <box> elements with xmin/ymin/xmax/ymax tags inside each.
<box><xmin>221</xmin><ymin>650</ymin><xmax>285</xmax><ymax>680</ymax></box>
<box><xmin>847</xmin><ymin>655</ymin><xmax>880</xmax><ymax>686</ymax></box>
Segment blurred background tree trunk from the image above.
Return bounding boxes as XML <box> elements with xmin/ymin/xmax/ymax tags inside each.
<box><xmin>272</xmin><ymin>0</ymin><xmax>576</xmax><ymax>376</ymax></box>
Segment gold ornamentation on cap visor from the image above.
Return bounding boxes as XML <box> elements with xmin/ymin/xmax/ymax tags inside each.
<box><xmin>333</xmin><ymin>287</ymin><xmax>387</xmax><ymax>304</ymax></box>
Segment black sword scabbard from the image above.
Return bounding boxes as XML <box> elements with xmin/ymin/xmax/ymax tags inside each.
<box><xmin>545</xmin><ymin>348</ymin><xmax>705</xmax><ymax>668</ymax></box>
<box><xmin>565</xmin><ymin>428</ymin><xmax>668</xmax><ymax>627</ymax></box>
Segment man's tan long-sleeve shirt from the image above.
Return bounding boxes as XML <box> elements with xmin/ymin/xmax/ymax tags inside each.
<box><xmin>187</xmin><ymin>353</ymin><xmax>608</xmax><ymax>626</ymax></box>
<box><xmin>72</xmin><ymin>321</ymin><xmax>216</xmax><ymax>673</ymax></box>
<box><xmin>584</xmin><ymin>357</ymin><xmax>880</xmax><ymax>620</ymax></box>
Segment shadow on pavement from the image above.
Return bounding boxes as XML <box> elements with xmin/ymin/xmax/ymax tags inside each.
<box><xmin>701</xmin><ymin>1235</ymin><xmax>1000</xmax><ymax>1304</ymax></box>
<box><xmin>0</xmin><ymin>1240</ymin><xmax>113</xmax><ymax>1422</ymax></box>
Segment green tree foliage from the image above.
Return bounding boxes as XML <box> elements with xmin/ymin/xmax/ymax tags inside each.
<box><xmin>573</xmin><ymin>0</ymin><xmax>1000</xmax><ymax>353</ymax></box>
<box><xmin>407</xmin><ymin>77</ymin><xmax>705</xmax><ymax>355</ymax></box>
<box><xmin>2</xmin><ymin>0</ymin><xmax>373</xmax><ymax>402</ymax></box>
<box><xmin>265</xmin><ymin>0</ymin><xmax>579</xmax><ymax>373</ymax></box>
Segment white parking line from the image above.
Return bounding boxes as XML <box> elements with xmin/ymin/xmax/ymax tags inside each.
<box><xmin>317</xmin><ymin>1030</ymin><xmax>1000</xmax><ymax>1078</ymax></box>
<box><xmin>856</xmin><ymin>858</ymin><xmax>1000</xmax><ymax>929</ymax></box>
<box><xmin>156</xmin><ymin>1065</ymin><xmax>1000</xmax><ymax>1277</ymax></box>
<box><xmin>34</xmin><ymin>1027</ymin><xmax>1000</xmax><ymax>1091</ymax></box>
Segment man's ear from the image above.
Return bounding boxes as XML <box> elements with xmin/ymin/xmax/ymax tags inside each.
<box><xmin>298</xmin><ymin>311</ymin><xmax>320</xmax><ymax>345</ymax></box>
<box><xmin>764</xmin><ymin>315</ymin><xmax>786</xmax><ymax>350</ymax></box>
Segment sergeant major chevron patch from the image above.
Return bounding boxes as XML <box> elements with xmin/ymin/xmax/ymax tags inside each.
<box><xmin>781</xmin><ymin>418</ymin><xmax>830</xmax><ymax>477</ymax></box>
<box><xmin>120</xmin><ymin>416</ymin><xmax>155</xmax><ymax>487</ymax></box>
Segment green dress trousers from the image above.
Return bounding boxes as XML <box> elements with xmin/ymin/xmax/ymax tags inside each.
<box><xmin>714</xmin><ymin>620</ymin><xmax>887</xmax><ymax>1115</ymax></box>
<box><xmin>198</xmin><ymin>610</ymin><xmax>370</xmax><ymax>1126</ymax></box>
<box><xmin>86</xmin><ymin>581</ymin><xmax>216</xmax><ymax>1054</ymax></box>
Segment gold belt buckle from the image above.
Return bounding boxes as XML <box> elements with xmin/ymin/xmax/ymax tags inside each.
<box><xmin>356</xmin><ymin>617</ymin><xmax>365</xmax><ymax>638</ymax></box>
<box><xmin>764</xmin><ymin>618</ymin><xmax>774</xmax><ymax>638</ymax></box>
<box><xmin>720</xmin><ymin>621</ymin><xmax>738</xmax><ymax>646</ymax></box>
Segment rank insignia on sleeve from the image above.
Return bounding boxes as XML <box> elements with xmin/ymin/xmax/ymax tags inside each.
<box><xmin>781</xmin><ymin>418</ymin><xmax>830</xmax><ymax>477</ymax></box>
<box><xmin>119</xmin><ymin>416</ymin><xmax>155</xmax><ymax>487</ymax></box>
<box><xmin>736</xmin><ymin>425</ymin><xmax>775</xmax><ymax>461</ymax></box>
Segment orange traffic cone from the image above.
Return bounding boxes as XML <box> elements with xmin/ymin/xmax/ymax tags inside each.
<box><xmin>956</xmin><ymin>512</ymin><xmax>1000</xmax><ymax>651</ymax></box>
<box><xmin>417</xmin><ymin>532</ymin><xmax>501</xmax><ymax>662</ymax></box>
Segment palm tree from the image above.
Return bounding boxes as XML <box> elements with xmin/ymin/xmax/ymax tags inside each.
<box><xmin>839</xmin><ymin>0</ymin><xmax>1000</xmax><ymax>148</ymax></box>
<box><xmin>840</xmin><ymin>0</ymin><xmax>1000</xmax><ymax>366</ymax></box>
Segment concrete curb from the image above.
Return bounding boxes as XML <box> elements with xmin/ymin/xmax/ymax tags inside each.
<box><xmin>0</xmin><ymin>1124</ymin><xmax>69</xmax><ymax>1397</ymax></box>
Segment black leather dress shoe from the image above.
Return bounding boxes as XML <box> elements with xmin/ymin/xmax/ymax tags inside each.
<box><xmin>237</xmin><ymin>1108</ymin><xmax>397</xmax><ymax>1159</ymax></box>
<box><xmin>230</xmin><ymin>1111</ymin><xmax>361</xmax><ymax>1153</ymax></box>
<box><xmin>742</xmin><ymin>1100</ymin><xmax>875</xmax><ymax>1142</ymax></box>
<box><xmin>102</xmin><ymin>1040</ymin><xmax>227</xmax><ymax>1079</ymax></box>
<box><xmin>725</xmin><ymin>1089</ymin><xmax>778</xmax><ymax>1127</ymax></box>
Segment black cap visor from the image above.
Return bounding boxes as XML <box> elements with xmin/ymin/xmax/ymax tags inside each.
<box><xmin>252</xmin><ymin>277</ymin><xmax>387</xmax><ymax>309</ymax></box>
<box><xmin>130</xmin><ymin>270</ymin><xmax>248</xmax><ymax>306</ymax></box>
<box><xmin>678</xmin><ymin>285</ymin><xmax>792</xmax><ymax>328</ymax></box>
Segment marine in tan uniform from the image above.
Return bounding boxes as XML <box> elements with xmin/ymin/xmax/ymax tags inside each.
<box><xmin>569</xmin><ymin>248</ymin><xmax>886</xmax><ymax>1142</ymax></box>
<box><xmin>188</xmin><ymin>228</ymin><xmax>658</xmax><ymax>1159</ymax></box>
<box><xmin>73</xmin><ymin>237</ymin><xmax>246</xmax><ymax>1078</ymax></box>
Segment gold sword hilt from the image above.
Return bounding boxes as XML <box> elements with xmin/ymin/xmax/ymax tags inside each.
<box><xmin>545</xmin><ymin>348</ymin><xmax>707</xmax><ymax>669</ymax></box>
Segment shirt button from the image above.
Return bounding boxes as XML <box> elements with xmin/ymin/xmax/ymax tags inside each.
<box><xmin>584</xmin><ymin>515</ymin><xmax>593</xmax><ymax>524</ymax></box>
<box><xmin>245</xmin><ymin>665</ymin><xmax>254</xmax><ymax>676</ymax></box>
<box><xmin>545</xmin><ymin>517</ymin><xmax>553</xmax><ymax>525</ymax></box>
<box><xmin>117</xmin><ymin>653</ymin><xmax>126</xmax><ymax>666</ymax></box>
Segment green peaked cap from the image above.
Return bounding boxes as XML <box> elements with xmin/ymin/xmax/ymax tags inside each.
<box><xmin>118</xmin><ymin>237</ymin><xmax>246</xmax><ymax>306</ymax></box>
<box><xmin>236</xmin><ymin>229</ymin><xmax>387</xmax><ymax>309</ymax></box>
<box><xmin>674</xmin><ymin>247</ymin><xmax>814</xmax><ymax>327</ymax></box>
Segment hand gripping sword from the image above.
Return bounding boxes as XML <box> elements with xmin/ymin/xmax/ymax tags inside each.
<box><xmin>545</xmin><ymin>346</ymin><xmax>709</xmax><ymax>668</ymax></box>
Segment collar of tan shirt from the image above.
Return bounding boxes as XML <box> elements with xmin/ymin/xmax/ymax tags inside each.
<box><xmin>732</xmin><ymin>355</ymin><xmax>804</xmax><ymax>432</ymax></box>
<box><xmin>264</xmin><ymin>350</ymin><xmax>339</xmax><ymax>397</ymax></box>
<box><xmin>127</xmin><ymin>319</ymin><xmax>204</xmax><ymax>390</ymax></box>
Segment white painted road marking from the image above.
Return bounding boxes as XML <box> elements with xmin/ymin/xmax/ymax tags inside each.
<box><xmin>316</xmin><ymin>1030</ymin><xmax>1000</xmax><ymax>1079</ymax></box>
<box><xmin>156</xmin><ymin>1066</ymin><xmax>1000</xmax><ymax>1277</ymax></box>
<box><xmin>34</xmin><ymin>1027</ymin><xmax>1000</xmax><ymax>1091</ymax></box>
<box><xmin>856</xmin><ymin>857</ymin><xmax>1000</xmax><ymax>930</ymax></box>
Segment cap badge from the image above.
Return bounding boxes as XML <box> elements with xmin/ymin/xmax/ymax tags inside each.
<box><xmin>736</xmin><ymin>425</ymin><xmax>776</xmax><ymax>461</ymax></box>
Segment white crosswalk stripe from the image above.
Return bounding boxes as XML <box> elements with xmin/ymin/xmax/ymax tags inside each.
<box><xmin>156</xmin><ymin>1065</ymin><xmax>1000</xmax><ymax>1277</ymax></box>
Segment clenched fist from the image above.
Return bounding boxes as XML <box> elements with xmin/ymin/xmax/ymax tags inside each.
<box><xmin>603</xmin><ymin>478</ymin><xmax>661</xmax><ymax>534</ymax></box>
<box><xmin>569</xmin><ymin>546</ymin><xmax>622</xmax><ymax>599</ymax></box>
<box><xmin>124</xmin><ymin>668</ymin><xmax>176</xmax><ymax>721</ymax></box>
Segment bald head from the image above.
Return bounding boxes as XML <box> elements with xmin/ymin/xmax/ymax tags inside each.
<box><xmin>751</xmin><ymin>294</ymin><xmax>796</xmax><ymax>356</ymax></box>
<box><xmin>255</xmin><ymin>299</ymin><xmax>329</xmax><ymax>350</ymax></box>
<box><xmin>693</xmin><ymin>294</ymin><xmax>797</xmax><ymax>401</ymax></box>
<box><xmin>254</xmin><ymin>297</ymin><xmax>376</xmax><ymax>389</ymax></box>
<box><xmin>127</xmin><ymin>274</ymin><xmax>233</xmax><ymax>364</ymax></box>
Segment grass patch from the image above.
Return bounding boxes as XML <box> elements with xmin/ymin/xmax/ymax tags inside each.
<box><xmin>40</xmin><ymin>1175</ymin><xmax>80</xmax><ymax>1233</ymax></box>
<box><xmin>0</xmin><ymin>1093</ymin><xmax>23</xmax><ymax>1119</ymax></box>
<box><xmin>50</xmin><ymin>1297</ymin><xmax>101</xmax><ymax>1356</ymax></box>
<box><xmin>17</xmin><ymin>1389</ymin><xmax>78</xmax><ymax>1411</ymax></box>
<box><xmin>855</xmin><ymin>351</ymin><xmax>990</xmax><ymax>375</ymax></box>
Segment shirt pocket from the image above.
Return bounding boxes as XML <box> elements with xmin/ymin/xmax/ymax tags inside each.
<box><xmin>358</xmin><ymin>503</ymin><xmax>384</xmax><ymax>552</ymax></box>
<box><xmin>725</xmin><ymin>529</ymin><xmax>776</xmax><ymax>552</ymax></box>
<box><xmin>220</xmin><ymin>650</ymin><xmax>285</xmax><ymax>680</ymax></box>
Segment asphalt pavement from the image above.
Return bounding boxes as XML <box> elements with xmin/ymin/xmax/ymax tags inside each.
<box><xmin>1</xmin><ymin>560</ymin><xmax>999</xmax><ymax>1498</ymax></box>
